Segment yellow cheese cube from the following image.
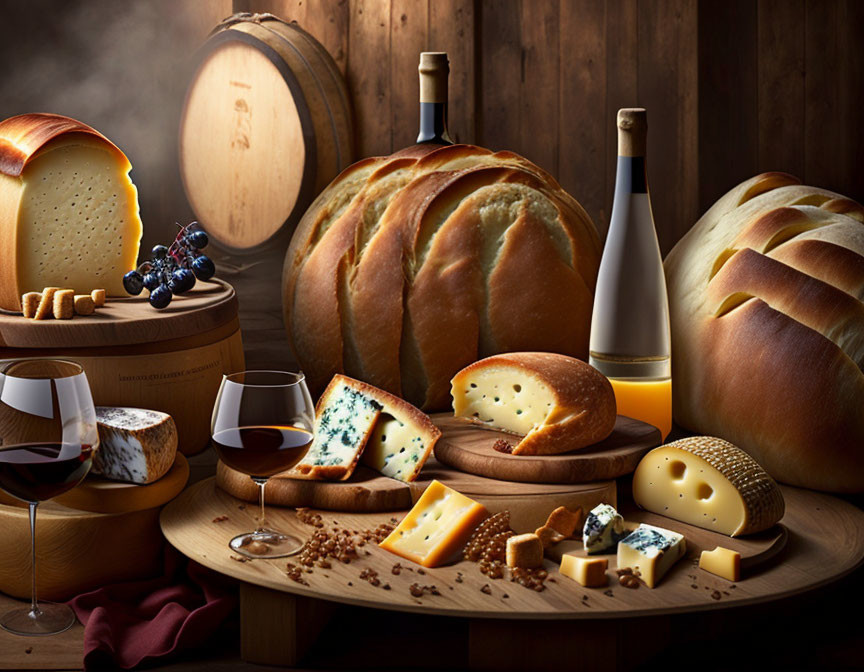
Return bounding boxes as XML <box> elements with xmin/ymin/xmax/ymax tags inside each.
<box><xmin>379</xmin><ymin>480</ymin><xmax>487</xmax><ymax>568</ymax></box>
<box><xmin>560</xmin><ymin>554</ymin><xmax>608</xmax><ymax>587</ymax></box>
<box><xmin>699</xmin><ymin>546</ymin><xmax>741</xmax><ymax>582</ymax></box>
<box><xmin>506</xmin><ymin>533</ymin><xmax>544</xmax><ymax>568</ymax></box>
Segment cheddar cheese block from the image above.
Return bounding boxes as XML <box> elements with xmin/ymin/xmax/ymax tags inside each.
<box><xmin>699</xmin><ymin>546</ymin><xmax>741</xmax><ymax>582</ymax></box>
<box><xmin>95</xmin><ymin>407</ymin><xmax>178</xmax><ymax>484</ymax></box>
<box><xmin>560</xmin><ymin>555</ymin><xmax>608</xmax><ymax>587</ymax></box>
<box><xmin>379</xmin><ymin>480</ymin><xmax>488</xmax><ymax>567</ymax></box>
<box><xmin>632</xmin><ymin>436</ymin><xmax>785</xmax><ymax>537</ymax></box>
<box><xmin>293</xmin><ymin>374</ymin><xmax>440</xmax><ymax>481</ymax></box>
<box><xmin>617</xmin><ymin>523</ymin><xmax>686</xmax><ymax>588</ymax></box>
<box><xmin>0</xmin><ymin>114</ymin><xmax>142</xmax><ymax>311</ymax></box>
<box><xmin>450</xmin><ymin>352</ymin><xmax>616</xmax><ymax>455</ymax></box>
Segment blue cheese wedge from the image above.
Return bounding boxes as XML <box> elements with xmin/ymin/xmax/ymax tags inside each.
<box><xmin>583</xmin><ymin>503</ymin><xmax>626</xmax><ymax>554</ymax></box>
<box><xmin>94</xmin><ymin>407</ymin><xmax>177</xmax><ymax>484</ymax></box>
<box><xmin>617</xmin><ymin>523</ymin><xmax>686</xmax><ymax>588</ymax></box>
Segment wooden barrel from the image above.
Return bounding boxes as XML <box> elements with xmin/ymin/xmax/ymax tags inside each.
<box><xmin>179</xmin><ymin>13</ymin><xmax>354</xmax><ymax>252</ymax></box>
<box><xmin>0</xmin><ymin>279</ymin><xmax>245</xmax><ymax>455</ymax></box>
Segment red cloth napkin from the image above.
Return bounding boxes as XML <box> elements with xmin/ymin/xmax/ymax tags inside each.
<box><xmin>67</xmin><ymin>547</ymin><xmax>237</xmax><ymax>670</ymax></box>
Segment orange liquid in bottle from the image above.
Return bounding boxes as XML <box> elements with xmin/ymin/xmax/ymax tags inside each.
<box><xmin>608</xmin><ymin>378</ymin><xmax>672</xmax><ymax>440</ymax></box>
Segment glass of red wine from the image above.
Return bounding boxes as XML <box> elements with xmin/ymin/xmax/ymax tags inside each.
<box><xmin>0</xmin><ymin>359</ymin><xmax>99</xmax><ymax>636</ymax></box>
<box><xmin>211</xmin><ymin>370</ymin><xmax>315</xmax><ymax>559</ymax></box>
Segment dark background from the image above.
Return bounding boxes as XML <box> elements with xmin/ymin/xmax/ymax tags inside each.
<box><xmin>0</xmin><ymin>1</ymin><xmax>862</xmax><ymax>669</ymax></box>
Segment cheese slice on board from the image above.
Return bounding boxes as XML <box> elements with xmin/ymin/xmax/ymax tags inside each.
<box><xmin>379</xmin><ymin>480</ymin><xmax>488</xmax><ymax>568</ymax></box>
<box><xmin>632</xmin><ymin>436</ymin><xmax>785</xmax><ymax>537</ymax></box>
<box><xmin>0</xmin><ymin>113</ymin><xmax>142</xmax><ymax>311</ymax></box>
<box><xmin>95</xmin><ymin>407</ymin><xmax>178</xmax><ymax>484</ymax></box>
<box><xmin>617</xmin><ymin>523</ymin><xmax>686</xmax><ymax>588</ymax></box>
<box><xmin>450</xmin><ymin>352</ymin><xmax>616</xmax><ymax>455</ymax></box>
<box><xmin>294</xmin><ymin>374</ymin><xmax>440</xmax><ymax>482</ymax></box>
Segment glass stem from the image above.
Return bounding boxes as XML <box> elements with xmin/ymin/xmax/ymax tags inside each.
<box><xmin>253</xmin><ymin>477</ymin><xmax>267</xmax><ymax>531</ymax></box>
<box><xmin>29</xmin><ymin>501</ymin><xmax>39</xmax><ymax>617</ymax></box>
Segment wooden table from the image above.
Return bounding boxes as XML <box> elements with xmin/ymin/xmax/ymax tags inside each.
<box><xmin>161</xmin><ymin>477</ymin><xmax>864</xmax><ymax>670</ymax></box>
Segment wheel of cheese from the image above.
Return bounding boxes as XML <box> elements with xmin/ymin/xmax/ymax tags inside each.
<box><xmin>180</xmin><ymin>13</ymin><xmax>353</xmax><ymax>252</ymax></box>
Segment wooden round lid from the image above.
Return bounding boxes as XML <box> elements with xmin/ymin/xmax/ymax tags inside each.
<box><xmin>0</xmin><ymin>279</ymin><xmax>238</xmax><ymax>349</ymax></box>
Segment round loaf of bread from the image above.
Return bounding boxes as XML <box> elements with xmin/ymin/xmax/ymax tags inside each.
<box><xmin>283</xmin><ymin>144</ymin><xmax>601</xmax><ymax>410</ymax></box>
<box><xmin>665</xmin><ymin>172</ymin><xmax>864</xmax><ymax>492</ymax></box>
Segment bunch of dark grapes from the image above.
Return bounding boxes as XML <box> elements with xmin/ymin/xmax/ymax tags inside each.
<box><xmin>122</xmin><ymin>222</ymin><xmax>215</xmax><ymax>309</ymax></box>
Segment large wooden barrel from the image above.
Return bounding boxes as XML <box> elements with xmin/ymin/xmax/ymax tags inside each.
<box><xmin>0</xmin><ymin>280</ymin><xmax>245</xmax><ymax>455</ymax></box>
<box><xmin>179</xmin><ymin>13</ymin><xmax>354</xmax><ymax>253</ymax></box>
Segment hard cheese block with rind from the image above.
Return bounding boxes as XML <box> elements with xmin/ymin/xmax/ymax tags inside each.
<box><xmin>95</xmin><ymin>407</ymin><xmax>178</xmax><ymax>484</ymax></box>
<box><xmin>379</xmin><ymin>480</ymin><xmax>488</xmax><ymax>567</ymax></box>
<box><xmin>633</xmin><ymin>436</ymin><xmax>785</xmax><ymax>537</ymax></box>
<box><xmin>450</xmin><ymin>352</ymin><xmax>616</xmax><ymax>455</ymax></box>
<box><xmin>617</xmin><ymin>523</ymin><xmax>686</xmax><ymax>588</ymax></box>
<box><xmin>0</xmin><ymin>114</ymin><xmax>142</xmax><ymax>311</ymax></box>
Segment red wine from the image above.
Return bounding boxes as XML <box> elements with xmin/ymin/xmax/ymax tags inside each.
<box><xmin>212</xmin><ymin>425</ymin><xmax>313</xmax><ymax>478</ymax></box>
<box><xmin>0</xmin><ymin>443</ymin><xmax>94</xmax><ymax>502</ymax></box>
<box><xmin>417</xmin><ymin>52</ymin><xmax>453</xmax><ymax>145</ymax></box>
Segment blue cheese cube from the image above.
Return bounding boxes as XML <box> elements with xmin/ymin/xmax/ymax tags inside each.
<box><xmin>617</xmin><ymin>523</ymin><xmax>686</xmax><ymax>588</ymax></box>
<box><xmin>583</xmin><ymin>503</ymin><xmax>626</xmax><ymax>555</ymax></box>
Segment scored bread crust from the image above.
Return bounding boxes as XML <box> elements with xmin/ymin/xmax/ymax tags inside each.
<box><xmin>451</xmin><ymin>352</ymin><xmax>616</xmax><ymax>455</ymax></box>
<box><xmin>665</xmin><ymin>173</ymin><xmax>864</xmax><ymax>492</ymax></box>
<box><xmin>283</xmin><ymin>144</ymin><xmax>600</xmax><ymax>409</ymax></box>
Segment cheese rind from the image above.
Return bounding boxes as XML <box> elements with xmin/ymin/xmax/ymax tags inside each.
<box><xmin>617</xmin><ymin>523</ymin><xmax>686</xmax><ymax>588</ymax></box>
<box><xmin>379</xmin><ymin>480</ymin><xmax>488</xmax><ymax>568</ymax></box>
<box><xmin>450</xmin><ymin>352</ymin><xmax>616</xmax><ymax>455</ymax></box>
<box><xmin>699</xmin><ymin>546</ymin><xmax>741</xmax><ymax>582</ymax></box>
<box><xmin>632</xmin><ymin>436</ymin><xmax>785</xmax><ymax>537</ymax></box>
<box><xmin>0</xmin><ymin>115</ymin><xmax>142</xmax><ymax>311</ymax></box>
<box><xmin>560</xmin><ymin>555</ymin><xmax>608</xmax><ymax>587</ymax></box>
<box><xmin>583</xmin><ymin>503</ymin><xmax>625</xmax><ymax>555</ymax></box>
<box><xmin>94</xmin><ymin>407</ymin><xmax>178</xmax><ymax>484</ymax></box>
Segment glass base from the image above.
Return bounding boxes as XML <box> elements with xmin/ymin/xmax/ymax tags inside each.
<box><xmin>229</xmin><ymin>528</ymin><xmax>304</xmax><ymax>559</ymax></box>
<box><xmin>0</xmin><ymin>601</ymin><xmax>76</xmax><ymax>636</ymax></box>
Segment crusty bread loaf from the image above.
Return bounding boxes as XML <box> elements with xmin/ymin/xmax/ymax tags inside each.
<box><xmin>283</xmin><ymin>144</ymin><xmax>601</xmax><ymax>410</ymax></box>
<box><xmin>665</xmin><ymin>173</ymin><xmax>864</xmax><ymax>492</ymax></box>
<box><xmin>451</xmin><ymin>352</ymin><xmax>616</xmax><ymax>455</ymax></box>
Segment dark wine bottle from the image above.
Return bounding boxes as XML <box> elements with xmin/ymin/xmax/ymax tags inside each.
<box><xmin>417</xmin><ymin>51</ymin><xmax>453</xmax><ymax>145</ymax></box>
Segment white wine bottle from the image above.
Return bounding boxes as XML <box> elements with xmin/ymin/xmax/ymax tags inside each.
<box><xmin>416</xmin><ymin>52</ymin><xmax>453</xmax><ymax>145</ymax></box>
<box><xmin>589</xmin><ymin>108</ymin><xmax>671</xmax><ymax>438</ymax></box>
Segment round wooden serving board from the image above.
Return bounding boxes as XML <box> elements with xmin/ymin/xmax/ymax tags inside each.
<box><xmin>162</xmin><ymin>479</ymin><xmax>864</xmax><ymax>620</ymax></box>
<box><xmin>217</xmin><ymin>458</ymin><xmax>616</xmax><ymax>533</ymax></box>
<box><xmin>433</xmin><ymin>413</ymin><xmax>661</xmax><ymax>483</ymax></box>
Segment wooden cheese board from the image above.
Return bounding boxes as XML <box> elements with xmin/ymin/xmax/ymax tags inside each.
<box><xmin>0</xmin><ymin>279</ymin><xmax>245</xmax><ymax>455</ymax></box>
<box><xmin>433</xmin><ymin>414</ymin><xmax>661</xmax><ymax>483</ymax></box>
<box><xmin>217</xmin><ymin>458</ymin><xmax>616</xmax><ymax>533</ymax></box>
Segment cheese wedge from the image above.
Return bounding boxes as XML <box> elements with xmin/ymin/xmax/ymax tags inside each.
<box><xmin>632</xmin><ymin>436</ymin><xmax>785</xmax><ymax>537</ymax></box>
<box><xmin>95</xmin><ymin>407</ymin><xmax>178</xmax><ymax>484</ymax></box>
<box><xmin>699</xmin><ymin>546</ymin><xmax>741</xmax><ymax>582</ymax></box>
<box><xmin>450</xmin><ymin>352</ymin><xmax>616</xmax><ymax>455</ymax></box>
<box><xmin>560</xmin><ymin>555</ymin><xmax>608</xmax><ymax>587</ymax></box>
<box><xmin>361</xmin><ymin>406</ymin><xmax>441</xmax><ymax>482</ymax></box>
<box><xmin>617</xmin><ymin>523</ymin><xmax>686</xmax><ymax>588</ymax></box>
<box><xmin>379</xmin><ymin>480</ymin><xmax>488</xmax><ymax>567</ymax></box>
<box><xmin>0</xmin><ymin>114</ymin><xmax>142</xmax><ymax>311</ymax></box>
<box><xmin>583</xmin><ymin>503</ymin><xmax>625</xmax><ymax>555</ymax></box>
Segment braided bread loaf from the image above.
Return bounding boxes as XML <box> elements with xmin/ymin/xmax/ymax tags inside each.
<box><xmin>283</xmin><ymin>144</ymin><xmax>601</xmax><ymax>410</ymax></box>
<box><xmin>665</xmin><ymin>173</ymin><xmax>864</xmax><ymax>492</ymax></box>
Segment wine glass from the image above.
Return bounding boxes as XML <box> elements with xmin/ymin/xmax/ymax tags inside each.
<box><xmin>211</xmin><ymin>370</ymin><xmax>315</xmax><ymax>559</ymax></box>
<box><xmin>0</xmin><ymin>359</ymin><xmax>99</xmax><ymax>636</ymax></box>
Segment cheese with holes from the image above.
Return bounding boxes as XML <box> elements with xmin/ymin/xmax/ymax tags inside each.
<box><xmin>95</xmin><ymin>407</ymin><xmax>177</xmax><ymax>484</ymax></box>
<box><xmin>699</xmin><ymin>546</ymin><xmax>741</xmax><ymax>582</ymax></box>
<box><xmin>633</xmin><ymin>436</ymin><xmax>785</xmax><ymax>537</ymax></box>
<box><xmin>379</xmin><ymin>480</ymin><xmax>488</xmax><ymax>567</ymax></box>
<box><xmin>560</xmin><ymin>554</ymin><xmax>608</xmax><ymax>587</ymax></box>
<box><xmin>617</xmin><ymin>524</ymin><xmax>686</xmax><ymax>588</ymax></box>
<box><xmin>583</xmin><ymin>503</ymin><xmax>625</xmax><ymax>555</ymax></box>
<box><xmin>0</xmin><ymin>113</ymin><xmax>142</xmax><ymax>311</ymax></box>
<box><xmin>450</xmin><ymin>352</ymin><xmax>616</xmax><ymax>455</ymax></box>
<box><xmin>294</xmin><ymin>374</ymin><xmax>439</xmax><ymax>481</ymax></box>
<box><xmin>291</xmin><ymin>375</ymin><xmax>383</xmax><ymax>481</ymax></box>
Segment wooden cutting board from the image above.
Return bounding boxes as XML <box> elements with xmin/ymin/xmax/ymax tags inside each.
<box><xmin>433</xmin><ymin>414</ymin><xmax>661</xmax><ymax>483</ymax></box>
<box><xmin>216</xmin><ymin>457</ymin><xmax>617</xmax><ymax>533</ymax></box>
